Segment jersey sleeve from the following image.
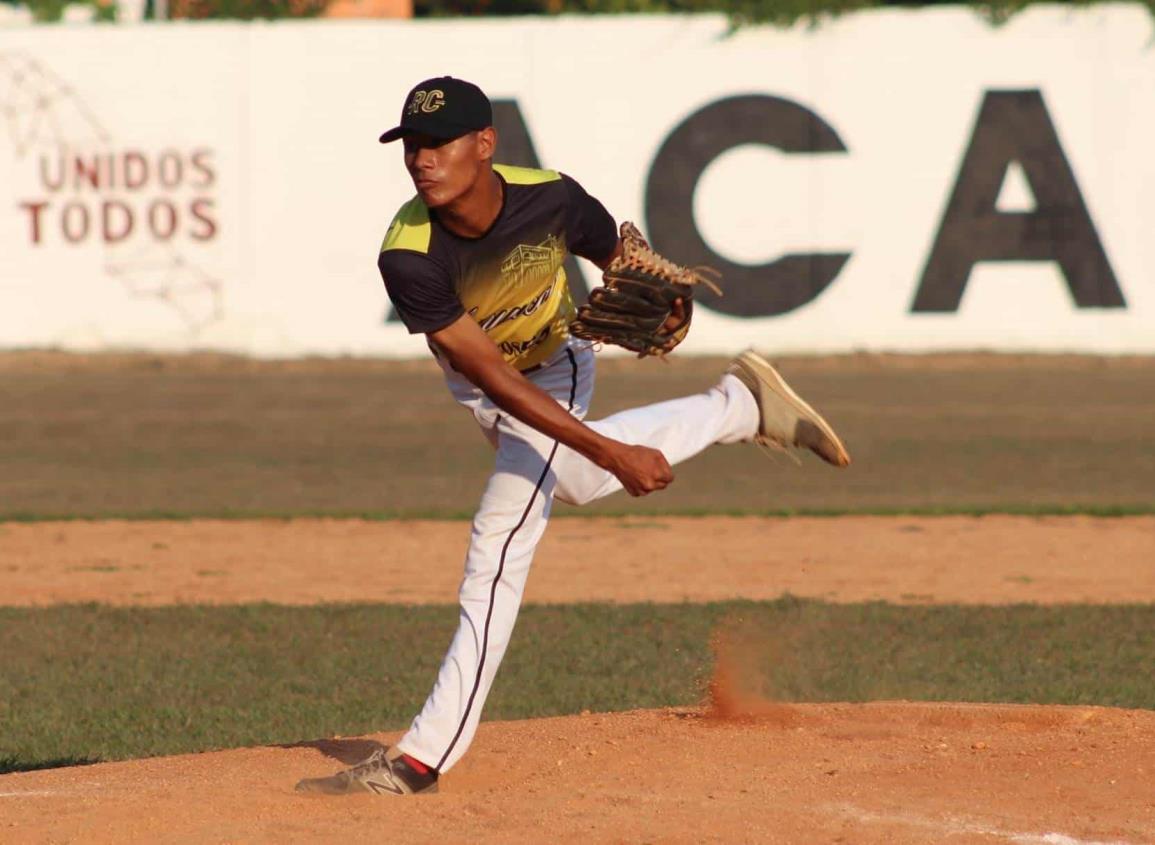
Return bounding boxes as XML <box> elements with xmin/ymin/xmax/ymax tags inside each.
<box><xmin>378</xmin><ymin>250</ymin><xmax>464</xmax><ymax>335</ymax></box>
<box><xmin>561</xmin><ymin>173</ymin><xmax>618</xmax><ymax>264</ymax></box>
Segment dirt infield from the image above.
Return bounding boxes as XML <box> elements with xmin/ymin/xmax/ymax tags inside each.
<box><xmin>3</xmin><ymin>515</ymin><xmax>1153</xmax><ymax>606</ymax></box>
<box><xmin>1</xmin><ymin>704</ymin><xmax>1151</xmax><ymax>844</ymax></box>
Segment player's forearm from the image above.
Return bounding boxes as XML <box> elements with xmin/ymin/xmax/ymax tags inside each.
<box><xmin>428</xmin><ymin>315</ymin><xmax>620</xmax><ymax>468</ymax></box>
<box><xmin>468</xmin><ymin>363</ymin><xmax>616</xmax><ymax>467</ymax></box>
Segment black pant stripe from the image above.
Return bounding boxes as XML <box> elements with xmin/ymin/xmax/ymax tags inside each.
<box><xmin>435</xmin><ymin>348</ymin><xmax>579</xmax><ymax>771</ymax></box>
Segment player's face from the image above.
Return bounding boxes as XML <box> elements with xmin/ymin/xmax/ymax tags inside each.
<box><xmin>403</xmin><ymin>131</ymin><xmax>485</xmax><ymax>209</ymax></box>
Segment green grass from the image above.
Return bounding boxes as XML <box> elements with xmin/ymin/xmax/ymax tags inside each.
<box><xmin>3</xmin><ymin>355</ymin><xmax>1154</xmax><ymax>518</ymax></box>
<box><xmin>1</xmin><ymin>599</ymin><xmax>1152</xmax><ymax>773</ymax></box>
<box><xmin>2</xmin><ymin>503</ymin><xmax>1153</xmax><ymax>522</ymax></box>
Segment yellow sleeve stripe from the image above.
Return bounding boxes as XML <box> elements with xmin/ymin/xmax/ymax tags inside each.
<box><xmin>380</xmin><ymin>196</ymin><xmax>432</xmax><ymax>254</ymax></box>
<box><xmin>494</xmin><ymin>163</ymin><xmax>561</xmax><ymax>185</ymax></box>
<box><xmin>380</xmin><ymin>166</ymin><xmax>559</xmax><ymax>253</ymax></box>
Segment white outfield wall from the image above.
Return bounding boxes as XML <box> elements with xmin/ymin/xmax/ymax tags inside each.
<box><xmin>0</xmin><ymin>6</ymin><xmax>1153</xmax><ymax>357</ymax></box>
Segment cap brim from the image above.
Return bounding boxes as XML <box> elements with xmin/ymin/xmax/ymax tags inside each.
<box><xmin>378</xmin><ymin>126</ymin><xmax>410</xmax><ymax>144</ymax></box>
<box><xmin>378</xmin><ymin>124</ymin><xmax>479</xmax><ymax>145</ymax></box>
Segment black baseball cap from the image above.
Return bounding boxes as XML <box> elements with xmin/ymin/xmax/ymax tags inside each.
<box><xmin>379</xmin><ymin>77</ymin><xmax>492</xmax><ymax>144</ymax></box>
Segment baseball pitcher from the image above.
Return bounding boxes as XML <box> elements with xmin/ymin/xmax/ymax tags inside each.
<box><xmin>295</xmin><ymin>76</ymin><xmax>850</xmax><ymax>797</ymax></box>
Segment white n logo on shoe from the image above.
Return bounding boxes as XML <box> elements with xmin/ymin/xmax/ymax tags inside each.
<box><xmin>366</xmin><ymin>778</ymin><xmax>405</xmax><ymax>796</ymax></box>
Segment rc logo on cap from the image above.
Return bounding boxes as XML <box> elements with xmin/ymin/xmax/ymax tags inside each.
<box><xmin>379</xmin><ymin>76</ymin><xmax>492</xmax><ymax>144</ymax></box>
<box><xmin>407</xmin><ymin>90</ymin><xmax>446</xmax><ymax>116</ymax></box>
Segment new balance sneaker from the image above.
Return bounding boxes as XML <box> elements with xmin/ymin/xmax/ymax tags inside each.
<box><xmin>294</xmin><ymin>747</ymin><xmax>438</xmax><ymax>796</ymax></box>
<box><xmin>727</xmin><ymin>349</ymin><xmax>851</xmax><ymax>467</ymax></box>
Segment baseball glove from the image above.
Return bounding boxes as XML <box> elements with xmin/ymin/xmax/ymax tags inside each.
<box><xmin>570</xmin><ymin>222</ymin><xmax>720</xmax><ymax>357</ymax></box>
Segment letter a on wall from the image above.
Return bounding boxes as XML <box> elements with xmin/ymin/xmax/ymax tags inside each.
<box><xmin>912</xmin><ymin>90</ymin><xmax>1125</xmax><ymax>312</ymax></box>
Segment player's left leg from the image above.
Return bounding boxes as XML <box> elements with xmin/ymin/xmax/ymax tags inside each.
<box><xmin>298</xmin><ymin>414</ymin><xmax>569</xmax><ymax>793</ymax></box>
<box><xmin>298</xmin><ymin>348</ymin><xmax>591</xmax><ymax>794</ymax></box>
<box><xmin>390</xmin><ymin>347</ymin><xmax>592</xmax><ymax>775</ymax></box>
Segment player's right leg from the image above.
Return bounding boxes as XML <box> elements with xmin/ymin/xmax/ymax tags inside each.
<box><xmin>552</xmin><ymin>348</ymin><xmax>849</xmax><ymax>507</ymax></box>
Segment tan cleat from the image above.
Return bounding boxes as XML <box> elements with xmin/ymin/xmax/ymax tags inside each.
<box><xmin>727</xmin><ymin>349</ymin><xmax>851</xmax><ymax>467</ymax></box>
<box><xmin>295</xmin><ymin>747</ymin><xmax>438</xmax><ymax>796</ymax></box>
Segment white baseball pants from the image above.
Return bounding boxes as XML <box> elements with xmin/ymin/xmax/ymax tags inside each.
<box><xmin>394</xmin><ymin>343</ymin><xmax>759</xmax><ymax>772</ymax></box>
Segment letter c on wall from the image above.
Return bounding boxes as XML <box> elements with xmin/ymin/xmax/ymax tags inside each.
<box><xmin>645</xmin><ymin>95</ymin><xmax>850</xmax><ymax>317</ymax></box>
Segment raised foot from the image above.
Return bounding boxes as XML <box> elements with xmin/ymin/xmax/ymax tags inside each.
<box><xmin>726</xmin><ymin>349</ymin><xmax>851</xmax><ymax>468</ymax></box>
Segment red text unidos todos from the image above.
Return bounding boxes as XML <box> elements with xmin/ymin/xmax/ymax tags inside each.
<box><xmin>19</xmin><ymin>148</ymin><xmax>218</xmax><ymax>245</ymax></box>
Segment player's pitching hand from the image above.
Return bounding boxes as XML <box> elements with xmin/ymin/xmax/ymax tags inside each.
<box><xmin>607</xmin><ymin>443</ymin><xmax>674</xmax><ymax>496</ymax></box>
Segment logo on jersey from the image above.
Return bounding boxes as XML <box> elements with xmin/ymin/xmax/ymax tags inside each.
<box><xmin>470</xmin><ymin>280</ymin><xmax>556</xmax><ymax>333</ymax></box>
<box><xmin>456</xmin><ymin>233</ymin><xmax>571</xmax><ymax>368</ymax></box>
<box><xmin>499</xmin><ymin>235</ymin><xmax>564</xmax><ymax>288</ymax></box>
<box><xmin>406</xmin><ymin>89</ymin><xmax>446</xmax><ymax>116</ymax></box>
<box><xmin>499</xmin><ymin>324</ymin><xmax>552</xmax><ymax>358</ymax></box>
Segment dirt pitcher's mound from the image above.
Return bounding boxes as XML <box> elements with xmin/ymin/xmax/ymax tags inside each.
<box><xmin>1</xmin><ymin>704</ymin><xmax>1151</xmax><ymax>844</ymax></box>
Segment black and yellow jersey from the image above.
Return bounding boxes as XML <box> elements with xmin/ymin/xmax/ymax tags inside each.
<box><xmin>378</xmin><ymin>164</ymin><xmax>617</xmax><ymax>371</ymax></box>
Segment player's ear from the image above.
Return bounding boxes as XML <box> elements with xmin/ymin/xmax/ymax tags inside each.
<box><xmin>477</xmin><ymin>126</ymin><xmax>497</xmax><ymax>161</ymax></box>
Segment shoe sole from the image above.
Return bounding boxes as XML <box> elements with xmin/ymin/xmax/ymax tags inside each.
<box><xmin>294</xmin><ymin>776</ymin><xmax>439</xmax><ymax>796</ymax></box>
<box><xmin>731</xmin><ymin>350</ymin><xmax>851</xmax><ymax>467</ymax></box>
